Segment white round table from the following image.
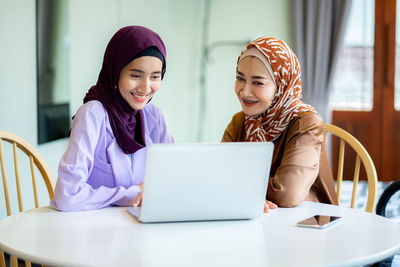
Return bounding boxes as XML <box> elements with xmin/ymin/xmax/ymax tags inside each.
<box><xmin>0</xmin><ymin>201</ymin><xmax>399</xmax><ymax>267</ymax></box>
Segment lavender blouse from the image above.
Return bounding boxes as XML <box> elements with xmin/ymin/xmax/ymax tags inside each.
<box><xmin>50</xmin><ymin>101</ymin><xmax>173</xmax><ymax>211</ymax></box>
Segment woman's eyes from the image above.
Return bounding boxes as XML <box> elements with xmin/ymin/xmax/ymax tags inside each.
<box><xmin>253</xmin><ymin>81</ymin><xmax>265</xmax><ymax>86</ymax></box>
<box><xmin>236</xmin><ymin>76</ymin><xmax>264</xmax><ymax>86</ymax></box>
<box><xmin>129</xmin><ymin>74</ymin><xmax>161</xmax><ymax>80</ymax></box>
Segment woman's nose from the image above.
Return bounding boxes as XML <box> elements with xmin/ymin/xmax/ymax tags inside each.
<box><xmin>137</xmin><ymin>78</ymin><xmax>151</xmax><ymax>94</ymax></box>
<box><xmin>241</xmin><ymin>82</ymin><xmax>252</xmax><ymax>96</ymax></box>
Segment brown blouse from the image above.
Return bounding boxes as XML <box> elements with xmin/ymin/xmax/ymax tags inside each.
<box><xmin>222</xmin><ymin>111</ymin><xmax>338</xmax><ymax>207</ymax></box>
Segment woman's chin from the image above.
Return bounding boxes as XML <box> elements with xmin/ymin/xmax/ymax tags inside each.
<box><xmin>242</xmin><ymin>107</ymin><xmax>264</xmax><ymax>116</ymax></box>
<box><xmin>129</xmin><ymin>100</ymin><xmax>148</xmax><ymax>110</ymax></box>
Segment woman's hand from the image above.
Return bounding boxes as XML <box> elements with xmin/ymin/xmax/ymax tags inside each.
<box><xmin>264</xmin><ymin>200</ymin><xmax>278</xmax><ymax>213</ymax></box>
<box><xmin>132</xmin><ymin>182</ymin><xmax>144</xmax><ymax>207</ymax></box>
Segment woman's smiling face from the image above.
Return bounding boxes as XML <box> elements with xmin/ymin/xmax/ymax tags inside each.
<box><xmin>235</xmin><ymin>56</ymin><xmax>277</xmax><ymax>116</ymax></box>
<box><xmin>118</xmin><ymin>56</ymin><xmax>162</xmax><ymax>110</ymax></box>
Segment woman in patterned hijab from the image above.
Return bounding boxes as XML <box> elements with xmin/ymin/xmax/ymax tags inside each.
<box><xmin>222</xmin><ymin>37</ymin><xmax>338</xmax><ymax>212</ymax></box>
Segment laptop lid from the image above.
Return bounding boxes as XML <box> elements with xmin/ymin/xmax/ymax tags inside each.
<box><xmin>133</xmin><ymin>142</ymin><xmax>273</xmax><ymax>223</ymax></box>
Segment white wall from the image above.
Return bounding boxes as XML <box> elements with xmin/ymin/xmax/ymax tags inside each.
<box><xmin>68</xmin><ymin>0</ymin><xmax>205</xmax><ymax>143</ymax></box>
<box><xmin>201</xmin><ymin>0</ymin><xmax>292</xmax><ymax>141</ymax></box>
<box><xmin>0</xmin><ymin>0</ymin><xmax>291</xmax><ymax>217</ymax></box>
<box><xmin>68</xmin><ymin>0</ymin><xmax>292</xmax><ymax>143</ymax></box>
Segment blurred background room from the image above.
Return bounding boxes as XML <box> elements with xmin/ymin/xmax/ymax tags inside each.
<box><xmin>0</xmin><ymin>0</ymin><xmax>399</xmax><ymax>221</ymax></box>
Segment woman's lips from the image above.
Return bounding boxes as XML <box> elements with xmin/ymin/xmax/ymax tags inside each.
<box><xmin>131</xmin><ymin>92</ymin><xmax>147</xmax><ymax>102</ymax></box>
<box><xmin>242</xmin><ymin>98</ymin><xmax>259</xmax><ymax>106</ymax></box>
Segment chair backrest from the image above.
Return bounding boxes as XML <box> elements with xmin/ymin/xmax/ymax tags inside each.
<box><xmin>0</xmin><ymin>130</ymin><xmax>55</xmax><ymax>215</ymax></box>
<box><xmin>325</xmin><ymin>123</ymin><xmax>378</xmax><ymax>213</ymax></box>
<box><xmin>0</xmin><ymin>130</ymin><xmax>55</xmax><ymax>267</ymax></box>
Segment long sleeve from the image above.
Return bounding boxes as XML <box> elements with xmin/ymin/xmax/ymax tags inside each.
<box><xmin>267</xmin><ymin>113</ymin><xmax>324</xmax><ymax>207</ymax></box>
<box><xmin>154</xmin><ymin>105</ymin><xmax>174</xmax><ymax>144</ymax></box>
<box><xmin>222</xmin><ymin>112</ymin><xmax>245</xmax><ymax>142</ymax></box>
<box><xmin>221</xmin><ymin>111</ymin><xmax>336</xmax><ymax>207</ymax></box>
<box><xmin>51</xmin><ymin>101</ymin><xmax>141</xmax><ymax>211</ymax></box>
<box><xmin>112</xmin><ymin>103</ymin><xmax>174</xmax><ymax>206</ymax></box>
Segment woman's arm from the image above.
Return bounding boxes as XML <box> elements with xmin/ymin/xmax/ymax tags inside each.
<box><xmin>267</xmin><ymin>113</ymin><xmax>324</xmax><ymax>207</ymax></box>
<box><xmin>221</xmin><ymin>112</ymin><xmax>245</xmax><ymax>142</ymax></box>
<box><xmin>51</xmin><ymin>102</ymin><xmax>141</xmax><ymax>211</ymax></box>
<box><xmin>156</xmin><ymin>107</ymin><xmax>174</xmax><ymax>143</ymax></box>
<box><xmin>121</xmin><ymin>104</ymin><xmax>173</xmax><ymax>208</ymax></box>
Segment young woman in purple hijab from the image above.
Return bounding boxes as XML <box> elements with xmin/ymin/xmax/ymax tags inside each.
<box><xmin>51</xmin><ymin>26</ymin><xmax>173</xmax><ymax>211</ymax></box>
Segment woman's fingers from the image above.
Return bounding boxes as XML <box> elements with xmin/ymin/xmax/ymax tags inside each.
<box><xmin>133</xmin><ymin>192</ymin><xmax>143</xmax><ymax>207</ymax></box>
<box><xmin>267</xmin><ymin>200</ymin><xmax>278</xmax><ymax>209</ymax></box>
<box><xmin>264</xmin><ymin>200</ymin><xmax>278</xmax><ymax>213</ymax></box>
<box><xmin>132</xmin><ymin>182</ymin><xmax>144</xmax><ymax>207</ymax></box>
<box><xmin>264</xmin><ymin>202</ymin><xmax>270</xmax><ymax>213</ymax></box>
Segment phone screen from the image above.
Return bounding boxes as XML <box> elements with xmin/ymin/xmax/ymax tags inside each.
<box><xmin>296</xmin><ymin>215</ymin><xmax>343</xmax><ymax>229</ymax></box>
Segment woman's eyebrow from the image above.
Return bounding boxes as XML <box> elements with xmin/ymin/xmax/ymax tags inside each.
<box><xmin>129</xmin><ymin>69</ymin><xmax>144</xmax><ymax>73</ymax></box>
<box><xmin>251</xmin><ymin>75</ymin><xmax>267</xmax><ymax>80</ymax></box>
<box><xmin>237</xmin><ymin>71</ymin><xmax>267</xmax><ymax>80</ymax></box>
<box><xmin>129</xmin><ymin>69</ymin><xmax>162</xmax><ymax>74</ymax></box>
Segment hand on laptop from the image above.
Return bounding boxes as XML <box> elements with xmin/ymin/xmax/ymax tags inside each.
<box><xmin>264</xmin><ymin>200</ymin><xmax>278</xmax><ymax>213</ymax></box>
<box><xmin>132</xmin><ymin>182</ymin><xmax>144</xmax><ymax>208</ymax></box>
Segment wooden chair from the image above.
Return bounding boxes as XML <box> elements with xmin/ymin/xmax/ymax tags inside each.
<box><xmin>0</xmin><ymin>130</ymin><xmax>55</xmax><ymax>267</ymax></box>
<box><xmin>325</xmin><ymin>124</ymin><xmax>378</xmax><ymax>213</ymax></box>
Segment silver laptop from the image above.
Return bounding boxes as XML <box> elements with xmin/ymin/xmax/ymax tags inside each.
<box><xmin>126</xmin><ymin>142</ymin><xmax>273</xmax><ymax>223</ymax></box>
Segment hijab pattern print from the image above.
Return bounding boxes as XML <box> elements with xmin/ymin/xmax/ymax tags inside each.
<box><xmin>243</xmin><ymin>37</ymin><xmax>317</xmax><ymax>142</ymax></box>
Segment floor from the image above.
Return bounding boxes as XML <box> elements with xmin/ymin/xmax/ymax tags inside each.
<box><xmin>340</xmin><ymin>180</ymin><xmax>400</xmax><ymax>221</ymax></box>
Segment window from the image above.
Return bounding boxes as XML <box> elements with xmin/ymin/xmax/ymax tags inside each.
<box><xmin>331</xmin><ymin>0</ymin><xmax>400</xmax><ymax>182</ymax></box>
<box><xmin>329</xmin><ymin>0</ymin><xmax>375</xmax><ymax>111</ymax></box>
<box><xmin>37</xmin><ymin>0</ymin><xmax>70</xmax><ymax>144</ymax></box>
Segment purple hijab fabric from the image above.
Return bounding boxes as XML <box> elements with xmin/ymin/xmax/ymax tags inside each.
<box><xmin>83</xmin><ymin>26</ymin><xmax>167</xmax><ymax>154</ymax></box>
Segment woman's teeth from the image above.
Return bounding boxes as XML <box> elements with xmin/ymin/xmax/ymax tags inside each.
<box><xmin>243</xmin><ymin>99</ymin><xmax>258</xmax><ymax>103</ymax></box>
<box><xmin>131</xmin><ymin>92</ymin><xmax>146</xmax><ymax>99</ymax></box>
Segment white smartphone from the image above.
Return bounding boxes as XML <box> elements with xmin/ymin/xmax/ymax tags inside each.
<box><xmin>296</xmin><ymin>215</ymin><xmax>343</xmax><ymax>229</ymax></box>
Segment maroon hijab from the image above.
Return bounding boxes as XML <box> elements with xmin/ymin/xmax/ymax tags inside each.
<box><xmin>83</xmin><ymin>26</ymin><xmax>166</xmax><ymax>154</ymax></box>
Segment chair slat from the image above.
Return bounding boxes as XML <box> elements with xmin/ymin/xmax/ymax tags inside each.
<box><xmin>13</xmin><ymin>142</ymin><xmax>23</xmax><ymax>212</ymax></box>
<box><xmin>10</xmin><ymin>255</ymin><xmax>18</xmax><ymax>267</ymax></box>
<box><xmin>0</xmin><ymin>250</ymin><xmax>6</xmax><ymax>267</ymax></box>
<box><xmin>336</xmin><ymin>139</ymin><xmax>345</xmax><ymax>204</ymax></box>
<box><xmin>30</xmin><ymin>155</ymin><xmax>39</xmax><ymax>208</ymax></box>
<box><xmin>350</xmin><ymin>156</ymin><xmax>361</xmax><ymax>209</ymax></box>
<box><xmin>326</xmin><ymin>123</ymin><xmax>378</xmax><ymax>213</ymax></box>
<box><xmin>0</xmin><ymin>139</ymin><xmax>11</xmax><ymax>216</ymax></box>
<box><xmin>0</xmin><ymin>130</ymin><xmax>56</xmax><ymax>267</ymax></box>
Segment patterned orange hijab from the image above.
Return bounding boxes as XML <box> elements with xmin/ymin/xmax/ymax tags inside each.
<box><xmin>242</xmin><ymin>37</ymin><xmax>317</xmax><ymax>142</ymax></box>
